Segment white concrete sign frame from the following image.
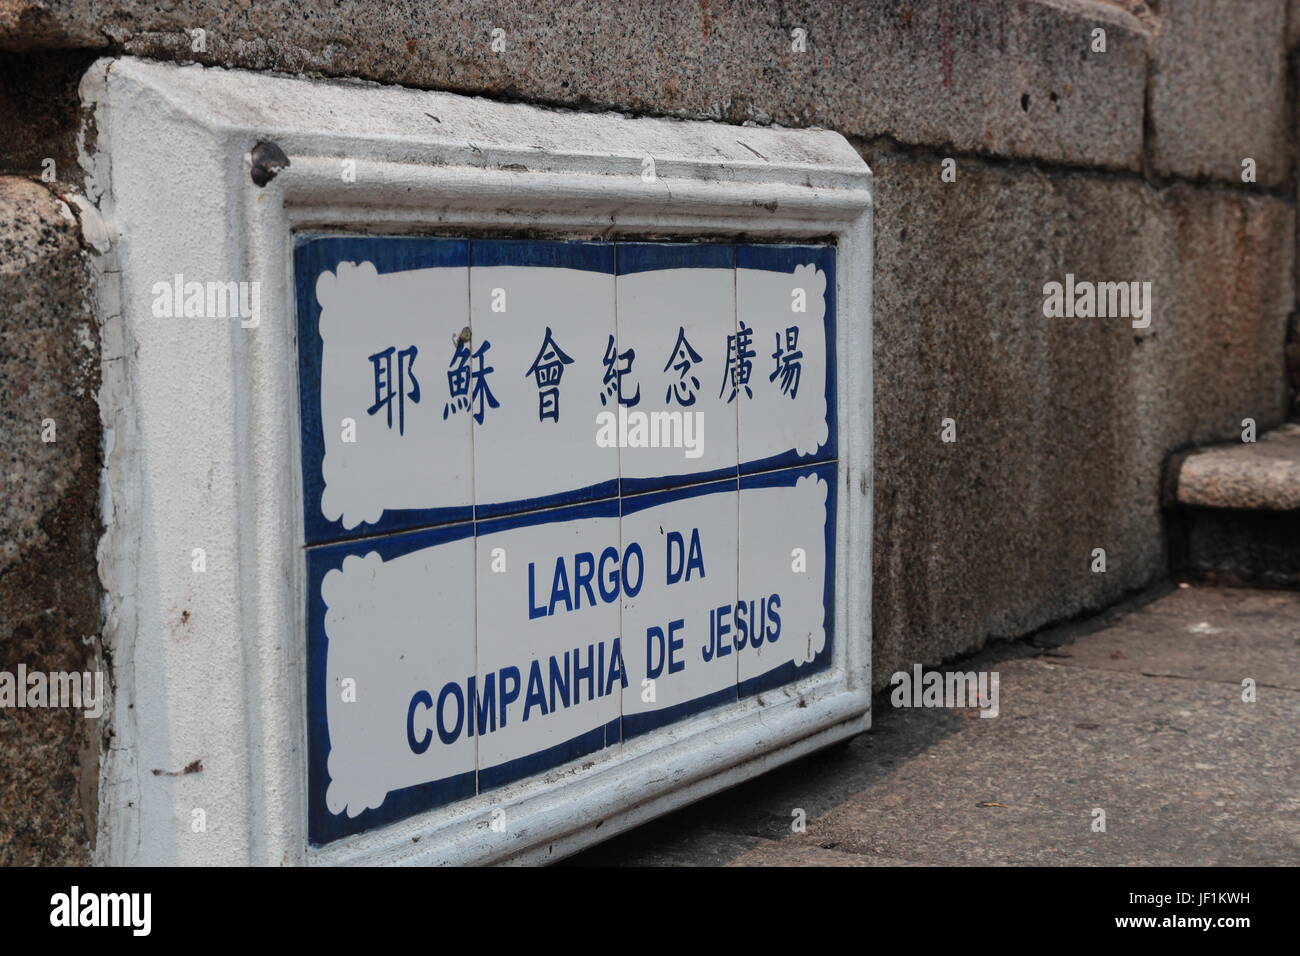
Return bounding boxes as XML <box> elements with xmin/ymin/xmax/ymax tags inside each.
<box><xmin>83</xmin><ymin>57</ymin><xmax>873</xmax><ymax>865</ymax></box>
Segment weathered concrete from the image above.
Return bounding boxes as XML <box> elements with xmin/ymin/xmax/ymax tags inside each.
<box><xmin>0</xmin><ymin>176</ymin><xmax>100</xmax><ymax>865</ymax></box>
<box><xmin>1047</xmin><ymin>584</ymin><xmax>1300</xmax><ymax>689</ymax></box>
<box><xmin>867</xmin><ymin>142</ymin><xmax>1293</xmax><ymax>689</ymax></box>
<box><xmin>567</xmin><ymin>821</ymin><xmax>925</xmax><ymax>867</ymax></box>
<box><xmin>1149</xmin><ymin>0</ymin><xmax>1291</xmax><ymax>188</ymax></box>
<box><xmin>1176</xmin><ymin>422</ymin><xmax>1300</xmax><ymax>510</ymax></box>
<box><xmin>11</xmin><ymin>0</ymin><xmax>1288</xmax><ymax>189</ymax></box>
<box><xmin>569</xmin><ymin>586</ymin><xmax>1300</xmax><ymax>866</ymax></box>
<box><xmin>0</xmin><ymin>0</ymin><xmax>1151</xmax><ymax>173</ymax></box>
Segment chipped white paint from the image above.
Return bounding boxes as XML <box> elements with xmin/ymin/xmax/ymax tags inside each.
<box><xmin>83</xmin><ymin>56</ymin><xmax>873</xmax><ymax>866</ymax></box>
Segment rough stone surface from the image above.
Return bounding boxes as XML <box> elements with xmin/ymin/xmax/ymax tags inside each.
<box><xmin>0</xmin><ymin>176</ymin><xmax>99</xmax><ymax>865</ymax></box>
<box><xmin>0</xmin><ymin>49</ymin><xmax>97</xmax><ymax>177</ymax></box>
<box><xmin>0</xmin><ymin>178</ymin><xmax>97</xmax><ymax>572</ymax></box>
<box><xmin>1176</xmin><ymin>423</ymin><xmax>1300</xmax><ymax>510</ymax></box>
<box><xmin>865</xmin><ymin>142</ymin><xmax>1293</xmax><ymax>690</ymax></box>
<box><xmin>1149</xmin><ymin>0</ymin><xmax>1291</xmax><ymax>188</ymax></box>
<box><xmin>0</xmin><ymin>0</ymin><xmax>1150</xmax><ymax>171</ymax></box>
<box><xmin>570</xmin><ymin>587</ymin><xmax>1300</xmax><ymax>865</ymax></box>
<box><xmin>1165</xmin><ymin>420</ymin><xmax>1300</xmax><ymax>582</ymax></box>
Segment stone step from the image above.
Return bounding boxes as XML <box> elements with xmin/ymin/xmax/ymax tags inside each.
<box><xmin>1166</xmin><ymin>424</ymin><xmax>1300</xmax><ymax>587</ymax></box>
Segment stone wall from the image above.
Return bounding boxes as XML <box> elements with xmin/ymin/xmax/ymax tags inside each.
<box><xmin>0</xmin><ymin>178</ymin><xmax>100</xmax><ymax>865</ymax></box>
<box><xmin>0</xmin><ymin>0</ymin><xmax>1295</xmax><ymax>862</ymax></box>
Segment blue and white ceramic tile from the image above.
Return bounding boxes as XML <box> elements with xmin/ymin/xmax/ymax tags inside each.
<box><xmin>306</xmin><ymin>521</ymin><xmax>478</xmax><ymax>844</ymax></box>
<box><xmin>469</xmin><ymin>241</ymin><xmax>619</xmax><ymax>518</ymax></box>
<box><xmin>620</xmin><ymin>478</ymin><xmax>738</xmax><ymax>739</ymax></box>
<box><xmin>735</xmin><ymin>244</ymin><xmax>837</xmax><ymax>475</ymax></box>
<box><xmin>616</xmin><ymin>243</ymin><xmax>739</xmax><ymax>494</ymax></box>
<box><xmin>297</xmin><ymin>237</ymin><xmax>842</xmax><ymax>843</ymax></box>
<box><xmin>474</xmin><ymin>499</ymin><xmax>623</xmax><ymax>791</ymax></box>
<box><xmin>296</xmin><ymin>236</ymin><xmax>472</xmax><ymax>544</ymax></box>
<box><xmin>736</xmin><ymin>462</ymin><xmax>836</xmax><ymax>697</ymax></box>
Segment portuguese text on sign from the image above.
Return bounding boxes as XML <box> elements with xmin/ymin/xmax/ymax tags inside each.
<box><xmin>296</xmin><ymin>238</ymin><xmax>838</xmax><ymax>844</ymax></box>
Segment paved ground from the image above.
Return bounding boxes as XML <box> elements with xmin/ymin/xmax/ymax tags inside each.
<box><xmin>567</xmin><ymin>585</ymin><xmax>1300</xmax><ymax>866</ymax></box>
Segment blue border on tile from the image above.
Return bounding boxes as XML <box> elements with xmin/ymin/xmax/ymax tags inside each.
<box><xmin>619</xmin><ymin>466</ymin><xmax>739</xmax><ymax>498</ymax></box>
<box><xmin>604</xmin><ymin>716</ymin><xmax>622</xmax><ymax>746</ymax></box>
<box><xmin>622</xmin><ymin>684</ymin><xmax>741</xmax><ymax>742</ymax></box>
<box><xmin>736</xmin><ymin>243</ymin><xmax>838</xmax><ymax>475</ymax></box>
<box><xmin>474</xmin><ymin>480</ymin><xmax>621</xmax><ymax>521</ymax></box>
<box><xmin>619</xmin><ymin>473</ymin><xmax>738</xmax><ymax>516</ymax></box>
<box><xmin>305</xmin><ymin>519</ymin><xmax>478</xmax><ymax>845</ymax></box>
<box><xmin>474</xmin><ymin>496</ymin><xmax>622</xmax><ymax>792</ymax></box>
<box><xmin>295</xmin><ymin>234</ymin><xmax>472</xmax><ymax>547</ymax></box>
<box><xmin>737</xmin><ymin>461</ymin><xmax>837</xmax><ymax>698</ymax></box>
<box><xmin>478</xmin><ymin>726</ymin><xmax>608</xmax><ymax>793</ymax></box>
<box><xmin>471</xmin><ymin>238</ymin><xmax>615</xmax><ymax>273</ymax></box>
<box><xmin>474</xmin><ymin>494</ymin><xmax>619</xmax><ymax>537</ymax></box>
<box><xmin>617</xmin><ymin>241</ymin><xmax>735</xmax><ymax>275</ymax></box>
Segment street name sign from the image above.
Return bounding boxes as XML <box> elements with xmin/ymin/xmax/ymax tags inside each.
<box><xmin>297</xmin><ymin>239</ymin><xmax>838</xmax><ymax>842</ymax></box>
<box><xmin>85</xmin><ymin>58</ymin><xmax>873</xmax><ymax>865</ymax></box>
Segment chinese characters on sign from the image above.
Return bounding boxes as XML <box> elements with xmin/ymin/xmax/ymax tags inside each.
<box><xmin>526</xmin><ymin>328</ymin><xmax>573</xmax><ymax>422</ymax></box>
<box><xmin>443</xmin><ymin>338</ymin><xmax>499</xmax><ymax>425</ymax></box>
<box><xmin>366</xmin><ymin>345</ymin><xmax>420</xmax><ymax>434</ymax></box>
<box><xmin>664</xmin><ymin>327</ymin><xmax>703</xmax><ymax>406</ymax></box>
<box><xmin>385</xmin><ymin>322</ymin><xmax>803</xmax><ymax>427</ymax></box>
<box><xmin>296</xmin><ymin>237</ymin><xmax>837</xmax><ymax>844</ymax></box>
